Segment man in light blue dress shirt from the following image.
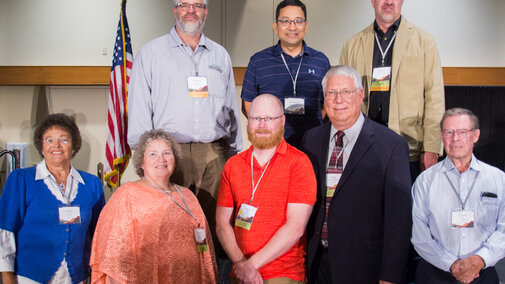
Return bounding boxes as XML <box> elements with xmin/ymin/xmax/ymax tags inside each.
<box><xmin>412</xmin><ymin>108</ymin><xmax>505</xmax><ymax>284</ymax></box>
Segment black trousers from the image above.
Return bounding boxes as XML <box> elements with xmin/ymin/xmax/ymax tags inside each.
<box><xmin>416</xmin><ymin>258</ymin><xmax>499</xmax><ymax>284</ymax></box>
<box><xmin>310</xmin><ymin>245</ymin><xmax>332</xmax><ymax>284</ymax></box>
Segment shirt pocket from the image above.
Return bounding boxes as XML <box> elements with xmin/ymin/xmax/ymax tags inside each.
<box><xmin>477</xmin><ymin>195</ymin><xmax>500</xmax><ymax>227</ymax></box>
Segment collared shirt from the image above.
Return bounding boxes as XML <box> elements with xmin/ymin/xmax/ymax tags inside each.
<box><xmin>127</xmin><ymin>27</ymin><xmax>242</xmax><ymax>153</ymax></box>
<box><xmin>217</xmin><ymin>138</ymin><xmax>316</xmax><ymax>280</ymax></box>
<box><xmin>0</xmin><ymin>160</ymin><xmax>86</xmax><ymax>284</ymax></box>
<box><xmin>369</xmin><ymin>16</ymin><xmax>402</xmax><ymax>126</ymax></box>
<box><xmin>412</xmin><ymin>155</ymin><xmax>505</xmax><ymax>272</ymax></box>
<box><xmin>241</xmin><ymin>41</ymin><xmax>331</xmax><ymax>148</ymax></box>
<box><xmin>326</xmin><ymin>113</ymin><xmax>365</xmax><ymax>170</ymax></box>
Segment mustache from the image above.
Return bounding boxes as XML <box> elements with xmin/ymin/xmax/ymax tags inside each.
<box><xmin>255</xmin><ymin>129</ymin><xmax>271</xmax><ymax>134</ymax></box>
<box><xmin>183</xmin><ymin>13</ymin><xmax>200</xmax><ymax>21</ymax></box>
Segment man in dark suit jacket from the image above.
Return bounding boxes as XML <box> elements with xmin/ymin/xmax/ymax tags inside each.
<box><xmin>302</xmin><ymin>65</ymin><xmax>412</xmax><ymax>284</ymax></box>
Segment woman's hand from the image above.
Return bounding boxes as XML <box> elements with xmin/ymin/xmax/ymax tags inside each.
<box><xmin>1</xmin><ymin>271</ymin><xmax>16</xmax><ymax>284</ymax></box>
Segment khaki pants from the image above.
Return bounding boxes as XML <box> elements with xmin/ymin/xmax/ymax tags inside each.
<box><xmin>171</xmin><ymin>140</ymin><xmax>228</xmax><ymax>253</ymax></box>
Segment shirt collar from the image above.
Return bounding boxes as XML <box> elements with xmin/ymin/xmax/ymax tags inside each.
<box><xmin>441</xmin><ymin>154</ymin><xmax>481</xmax><ymax>173</ymax></box>
<box><xmin>35</xmin><ymin>160</ymin><xmax>84</xmax><ymax>184</ymax></box>
<box><xmin>373</xmin><ymin>16</ymin><xmax>402</xmax><ymax>36</ymax></box>
<box><xmin>274</xmin><ymin>40</ymin><xmax>310</xmax><ymax>58</ymax></box>
<box><xmin>169</xmin><ymin>26</ymin><xmax>209</xmax><ymax>51</ymax></box>
<box><xmin>330</xmin><ymin>113</ymin><xmax>365</xmax><ymax>143</ymax></box>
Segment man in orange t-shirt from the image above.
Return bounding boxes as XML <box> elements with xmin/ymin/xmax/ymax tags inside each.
<box><xmin>216</xmin><ymin>94</ymin><xmax>317</xmax><ymax>283</ymax></box>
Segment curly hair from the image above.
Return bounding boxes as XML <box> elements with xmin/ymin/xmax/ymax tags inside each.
<box><xmin>33</xmin><ymin>113</ymin><xmax>82</xmax><ymax>158</ymax></box>
<box><xmin>132</xmin><ymin>129</ymin><xmax>182</xmax><ymax>177</ymax></box>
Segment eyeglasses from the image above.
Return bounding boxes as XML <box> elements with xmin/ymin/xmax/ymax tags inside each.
<box><xmin>43</xmin><ymin>137</ymin><xmax>71</xmax><ymax>145</ymax></box>
<box><xmin>441</xmin><ymin>129</ymin><xmax>475</xmax><ymax>138</ymax></box>
<box><xmin>325</xmin><ymin>89</ymin><xmax>357</xmax><ymax>100</ymax></box>
<box><xmin>248</xmin><ymin>115</ymin><xmax>283</xmax><ymax>123</ymax></box>
<box><xmin>277</xmin><ymin>18</ymin><xmax>306</xmax><ymax>27</ymax></box>
<box><xmin>175</xmin><ymin>2</ymin><xmax>206</xmax><ymax>11</ymax></box>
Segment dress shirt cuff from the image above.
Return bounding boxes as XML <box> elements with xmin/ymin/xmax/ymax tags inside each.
<box><xmin>475</xmin><ymin>248</ymin><xmax>491</xmax><ymax>269</ymax></box>
<box><xmin>443</xmin><ymin>256</ymin><xmax>459</xmax><ymax>272</ymax></box>
<box><xmin>0</xmin><ymin>229</ymin><xmax>15</xmax><ymax>272</ymax></box>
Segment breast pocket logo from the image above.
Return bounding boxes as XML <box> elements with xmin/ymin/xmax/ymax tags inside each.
<box><xmin>209</xmin><ymin>64</ymin><xmax>223</xmax><ymax>74</ymax></box>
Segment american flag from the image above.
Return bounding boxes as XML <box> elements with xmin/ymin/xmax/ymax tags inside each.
<box><xmin>104</xmin><ymin>0</ymin><xmax>132</xmax><ymax>188</ymax></box>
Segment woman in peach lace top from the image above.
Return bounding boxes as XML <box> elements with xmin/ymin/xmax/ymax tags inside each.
<box><xmin>90</xmin><ymin>129</ymin><xmax>217</xmax><ymax>284</ymax></box>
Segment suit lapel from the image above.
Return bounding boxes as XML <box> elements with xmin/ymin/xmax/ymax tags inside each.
<box><xmin>389</xmin><ymin>16</ymin><xmax>412</xmax><ymax>134</ymax></box>
<box><xmin>317</xmin><ymin>123</ymin><xmax>332</xmax><ymax>200</ymax></box>
<box><xmin>334</xmin><ymin>118</ymin><xmax>376</xmax><ymax>196</ymax></box>
<box><xmin>391</xmin><ymin>17</ymin><xmax>411</xmax><ymax>85</ymax></box>
<box><xmin>363</xmin><ymin>24</ymin><xmax>375</xmax><ymax>95</ymax></box>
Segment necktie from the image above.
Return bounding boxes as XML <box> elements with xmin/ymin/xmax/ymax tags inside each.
<box><xmin>321</xmin><ymin>131</ymin><xmax>344</xmax><ymax>247</ymax></box>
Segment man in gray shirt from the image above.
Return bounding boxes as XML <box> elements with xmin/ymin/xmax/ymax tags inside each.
<box><xmin>127</xmin><ymin>0</ymin><xmax>242</xmax><ymax>278</ymax></box>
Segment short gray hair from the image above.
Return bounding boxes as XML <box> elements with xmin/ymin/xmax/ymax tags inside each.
<box><xmin>132</xmin><ymin>129</ymin><xmax>182</xmax><ymax>177</ymax></box>
<box><xmin>440</xmin><ymin>108</ymin><xmax>479</xmax><ymax>130</ymax></box>
<box><xmin>321</xmin><ymin>65</ymin><xmax>363</xmax><ymax>94</ymax></box>
<box><xmin>173</xmin><ymin>0</ymin><xmax>208</xmax><ymax>6</ymax></box>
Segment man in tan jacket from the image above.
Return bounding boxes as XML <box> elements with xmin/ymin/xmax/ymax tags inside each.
<box><xmin>340</xmin><ymin>0</ymin><xmax>445</xmax><ymax>181</ymax></box>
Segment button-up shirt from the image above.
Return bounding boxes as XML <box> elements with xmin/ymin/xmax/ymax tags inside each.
<box><xmin>127</xmin><ymin>27</ymin><xmax>242</xmax><ymax>153</ymax></box>
<box><xmin>326</xmin><ymin>113</ymin><xmax>365</xmax><ymax>170</ymax></box>
<box><xmin>412</xmin><ymin>155</ymin><xmax>505</xmax><ymax>271</ymax></box>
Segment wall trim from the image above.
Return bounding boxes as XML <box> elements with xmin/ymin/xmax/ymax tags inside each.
<box><xmin>0</xmin><ymin>66</ymin><xmax>503</xmax><ymax>86</ymax></box>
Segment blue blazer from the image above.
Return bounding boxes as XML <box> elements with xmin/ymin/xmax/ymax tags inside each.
<box><xmin>301</xmin><ymin>117</ymin><xmax>412</xmax><ymax>283</ymax></box>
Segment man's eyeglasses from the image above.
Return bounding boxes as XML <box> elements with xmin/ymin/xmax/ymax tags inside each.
<box><xmin>324</xmin><ymin>89</ymin><xmax>357</xmax><ymax>100</ymax></box>
<box><xmin>175</xmin><ymin>2</ymin><xmax>206</xmax><ymax>11</ymax></box>
<box><xmin>248</xmin><ymin>115</ymin><xmax>283</xmax><ymax>123</ymax></box>
<box><xmin>277</xmin><ymin>19</ymin><xmax>306</xmax><ymax>27</ymax></box>
<box><xmin>43</xmin><ymin>137</ymin><xmax>72</xmax><ymax>145</ymax></box>
<box><xmin>441</xmin><ymin>129</ymin><xmax>475</xmax><ymax>138</ymax></box>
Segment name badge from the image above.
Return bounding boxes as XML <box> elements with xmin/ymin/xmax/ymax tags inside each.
<box><xmin>187</xmin><ymin>76</ymin><xmax>209</xmax><ymax>98</ymax></box>
<box><xmin>326</xmin><ymin>173</ymin><xmax>341</xmax><ymax>198</ymax></box>
<box><xmin>59</xmin><ymin>206</ymin><xmax>81</xmax><ymax>224</ymax></box>
<box><xmin>370</xmin><ymin>67</ymin><xmax>391</xmax><ymax>92</ymax></box>
<box><xmin>194</xmin><ymin>228</ymin><xmax>209</xmax><ymax>252</ymax></box>
<box><xmin>284</xmin><ymin>97</ymin><xmax>305</xmax><ymax>115</ymax></box>
<box><xmin>235</xmin><ymin>203</ymin><xmax>258</xmax><ymax>230</ymax></box>
<box><xmin>451</xmin><ymin>210</ymin><xmax>474</xmax><ymax>228</ymax></box>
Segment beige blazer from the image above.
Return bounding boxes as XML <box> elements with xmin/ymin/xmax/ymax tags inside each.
<box><xmin>340</xmin><ymin>17</ymin><xmax>445</xmax><ymax>161</ymax></box>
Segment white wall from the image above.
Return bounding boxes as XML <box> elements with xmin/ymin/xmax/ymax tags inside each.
<box><xmin>0</xmin><ymin>0</ymin><xmax>504</xmax><ymax>189</ymax></box>
<box><xmin>1</xmin><ymin>0</ymin><xmax>504</xmax><ymax>66</ymax></box>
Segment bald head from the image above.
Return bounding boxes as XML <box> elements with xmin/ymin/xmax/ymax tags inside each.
<box><xmin>247</xmin><ymin>94</ymin><xmax>285</xmax><ymax>149</ymax></box>
<box><xmin>249</xmin><ymin>94</ymin><xmax>284</xmax><ymax>117</ymax></box>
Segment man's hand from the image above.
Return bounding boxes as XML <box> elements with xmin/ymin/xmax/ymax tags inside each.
<box><xmin>233</xmin><ymin>258</ymin><xmax>263</xmax><ymax>284</ymax></box>
<box><xmin>451</xmin><ymin>256</ymin><xmax>485</xmax><ymax>283</ymax></box>
<box><xmin>420</xmin><ymin>151</ymin><xmax>438</xmax><ymax>171</ymax></box>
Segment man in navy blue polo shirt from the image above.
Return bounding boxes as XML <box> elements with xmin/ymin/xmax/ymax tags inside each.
<box><xmin>241</xmin><ymin>0</ymin><xmax>331</xmax><ymax>148</ymax></box>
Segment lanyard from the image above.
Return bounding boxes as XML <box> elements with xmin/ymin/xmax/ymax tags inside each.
<box><xmin>145</xmin><ymin>177</ymin><xmax>200</xmax><ymax>227</ymax></box>
<box><xmin>179</xmin><ymin>44</ymin><xmax>202</xmax><ymax>76</ymax></box>
<box><xmin>281</xmin><ymin>53</ymin><xmax>303</xmax><ymax>97</ymax></box>
<box><xmin>374</xmin><ymin>31</ymin><xmax>397</xmax><ymax>66</ymax></box>
<box><xmin>249</xmin><ymin>151</ymin><xmax>275</xmax><ymax>204</ymax></box>
<box><xmin>444</xmin><ymin>171</ymin><xmax>479</xmax><ymax>210</ymax></box>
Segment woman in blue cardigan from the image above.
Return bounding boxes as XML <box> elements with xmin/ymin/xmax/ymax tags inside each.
<box><xmin>0</xmin><ymin>113</ymin><xmax>105</xmax><ymax>284</ymax></box>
